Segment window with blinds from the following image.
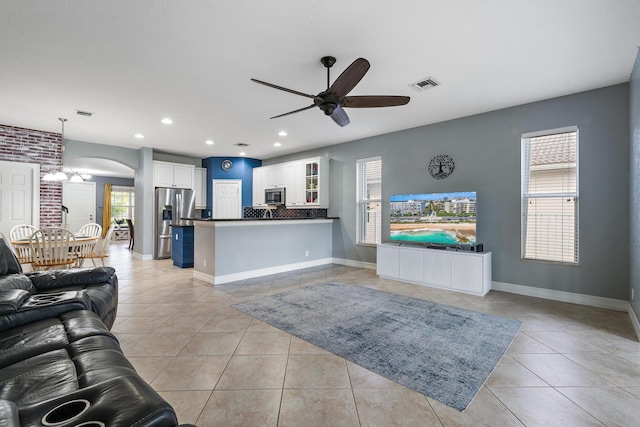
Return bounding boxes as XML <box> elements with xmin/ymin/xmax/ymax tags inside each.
<box><xmin>521</xmin><ymin>127</ymin><xmax>578</xmax><ymax>264</ymax></box>
<box><xmin>356</xmin><ymin>157</ymin><xmax>382</xmax><ymax>245</ymax></box>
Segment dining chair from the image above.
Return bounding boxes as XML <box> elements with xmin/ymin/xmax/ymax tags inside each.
<box><xmin>9</xmin><ymin>224</ymin><xmax>38</xmax><ymax>265</ymax></box>
<box><xmin>30</xmin><ymin>227</ymin><xmax>77</xmax><ymax>271</ymax></box>
<box><xmin>126</xmin><ymin>219</ymin><xmax>134</xmax><ymax>250</ymax></box>
<box><xmin>78</xmin><ymin>223</ymin><xmax>102</xmax><ymax>238</ymax></box>
<box><xmin>82</xmin><ymin>223</ymin><xmax>116</xmax><ymax>267</ymax></box>
<box><xmin>74</xmin><ymin>223</ymin><xmax>102</xmax><ymax>267</ymax></box>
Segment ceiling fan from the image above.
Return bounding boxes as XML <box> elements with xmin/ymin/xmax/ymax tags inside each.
<box><xmin>251</xmin><ymin>56</ymin><xmax>410</xmax><ymax>127</ymax></box>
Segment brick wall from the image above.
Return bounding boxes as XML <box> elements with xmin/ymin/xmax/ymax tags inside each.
<box><xmin>0</xmin><ymin>124</ymin><xmax>63</xmax><ymax>227</ymax></box>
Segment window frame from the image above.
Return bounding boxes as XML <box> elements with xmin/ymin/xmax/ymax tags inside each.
<box><xmin>521</xmin><ymin>126</ymin><xmax>579</xmax><ymax>265</ymax></box>
<box><xmin>110</xmin><ymin>186</ymin><xmax>135</xmax><ymax>224</ymax></box>
<box><xmin>356</xmin><ymin>156</ymin><xmax>382</xmax><ymax>246</ymax></box>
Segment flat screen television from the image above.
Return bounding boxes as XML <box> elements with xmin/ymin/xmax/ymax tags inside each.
<box><xmin>389</xmin><ymin>191</ymin><xmax>476</xmax><ymax>246</ymax></box>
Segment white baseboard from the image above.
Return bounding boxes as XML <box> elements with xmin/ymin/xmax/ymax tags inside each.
<box><xmin>492</xmin><ymin>281</ymin><xmax>629</xmax><ymax>312</ymax></box>
<box><xmin>629</xmin><ymin>306</ymin><xmax>640</xmax><ymax>341</ymax></box>
<box><xmin>192</xmin><ymin>258</ymin><xmax>334</xmax><ymax>285</ymax></box>
<box><xmin>133</xmin><ymin>252</ymin><xmax>153</xmax><ymax>261</ymax></box>
<box><xmin>332</xmin><ymin>257</ymin><xmax>377</xmax><ymax>270</ymax></box>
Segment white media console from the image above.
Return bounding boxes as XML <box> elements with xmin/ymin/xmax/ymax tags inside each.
<box><xmin>376</xmin><ymin>243</ymin><xmax>492</xmax><ymax>296</ymax></box>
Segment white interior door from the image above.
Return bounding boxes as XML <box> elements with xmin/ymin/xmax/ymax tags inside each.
<box><xmin>63</xmin><ymin>181</ymin><xmax>96</xmax><ymax>232</ymax></box>
<box><xmin>0</xmin><ymin>161</ymin><xmax>39</xmax><ymax>238</ymax></box>
<box><xmin>213</xmin><ymin>180</ymin><xmax>242</xmax><ymax>219</ymax></box>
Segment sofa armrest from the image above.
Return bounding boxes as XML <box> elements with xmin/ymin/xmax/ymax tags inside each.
<box><xmin>26</xmin><ymin>267</ymin><xmax>116</xmax><ymax>291</ymax></box>
<box><xmin>18</xmin><ymin>375</ymin><xmax>179</xmax><ymax>427</ymax></box>
<box><xmin>0</xmin><ymin>291</ymin><xmax>92</xmax><ymax>332</ymax></box>
<box><xmin>0</xmin><ymin>290</ymin><xmax>31</xmax><ymax>315</ymax></box>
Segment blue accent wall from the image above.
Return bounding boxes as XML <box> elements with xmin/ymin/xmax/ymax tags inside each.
<box><xmin>201</xmin><ymin>157</ymin><xmax>262</xmax><ymax>217</ymax></box>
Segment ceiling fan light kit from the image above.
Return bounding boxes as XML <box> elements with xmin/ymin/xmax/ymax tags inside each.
<box><xmin>251</xmin><ymin>56</ymin><xmax>410</xmax><ymax>127</ymax></box>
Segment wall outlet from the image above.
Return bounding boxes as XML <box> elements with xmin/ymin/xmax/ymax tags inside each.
<box><xmin>203</xmin><ymin>259</ymin><xmax>207</xmax><ymax>267</ymax></box>
<box><xmin>305</xmin><ymin>250</ymin><xmax>309</xmax><ymax>257</ymax></box>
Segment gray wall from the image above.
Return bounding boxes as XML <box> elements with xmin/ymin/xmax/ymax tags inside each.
<box><xmin>630</xmin><ymin>50</ymin><xmax>640</xmax><ymax>316</ymax></box>
<box><xmin>268</xmin><ymin>84</ymin><xmax>630</xmax><ymax>300</ymax></box>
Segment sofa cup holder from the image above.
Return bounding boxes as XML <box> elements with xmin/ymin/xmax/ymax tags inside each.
<box><xmin>23</xmin><ymin>292</ymin><xmax>76</xmax><ymax>308</ymax></box>
<box><xmin>41</xmin><ymin>399</ymin><xmax>90</xmax><ymax>426</ymax></box>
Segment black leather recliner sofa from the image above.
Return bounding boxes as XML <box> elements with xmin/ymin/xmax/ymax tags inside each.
<box><xmin>0</xmin><ymin>238</ymin><xmax>118</xmax><ymax>331</ymax></box>
<box><xmin>0</xmin><ymin>238</ymin><xmax>194</xmax><ymax>426</ymax></box>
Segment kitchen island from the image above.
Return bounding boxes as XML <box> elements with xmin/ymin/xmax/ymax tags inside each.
<box><xmin>192</xmin><ymin>218</ymin><xmax>335</xmax><ymax>284</ymax></box>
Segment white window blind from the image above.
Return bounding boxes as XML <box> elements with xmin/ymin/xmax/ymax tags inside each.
<box><xmin>521</xmin><ymin>127</ymin><xmax>578</xmax><ymax>263</ymax></box>
<box><xmin>356</xmin><ymin>157</ymin><xmax>382</xmax><ymax>245</ymax></box>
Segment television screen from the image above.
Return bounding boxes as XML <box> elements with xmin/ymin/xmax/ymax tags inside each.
<box><xmin>390</xmin><ymin>191</ymin><xmax>476</xmax><ymax>245</ymax></box>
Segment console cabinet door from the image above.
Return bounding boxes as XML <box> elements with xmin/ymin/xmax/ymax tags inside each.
<box><xmin>423</xmin><ymin>251</ymin><xmax>452</xmax><ymax>287</ymax></box>
<box><xmin>376</xmin><ymin>245</ymin><xmax>399</xmax><ymax>278</ymax></box>
<box><xmin>399</xmin><ymin>248</ymin><xmax>423</xmax><ymax>283</ymax></box>
<box><xmin>451</xmin><ymin>255</ymin><xmax>483</xmax><ymax>293</ymax></box>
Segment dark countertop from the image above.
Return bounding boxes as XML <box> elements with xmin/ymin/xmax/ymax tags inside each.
<box><xmin>193</xmin><ymin>217</ymin><xmax>338</xmax><ymax>222</ymax></box>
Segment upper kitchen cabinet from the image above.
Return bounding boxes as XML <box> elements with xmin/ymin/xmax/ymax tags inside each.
<box><xmin>194</xmin><ymin>167</ymin><xmax>207</xmax><ymax>209</ymax></box>
<box><xmin>153</xmin><ymin>161</ymin><xmax>195</xmax><ymax>189</ymax></box>
<box><xmin>302</xmin><ymin>157</ymin><xmax>329</xmax><ymax>208</ymax></box>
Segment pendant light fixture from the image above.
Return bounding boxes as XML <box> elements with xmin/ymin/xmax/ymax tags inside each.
<box><xmin>42</xmin><ymin>118</ymin><xmax>69</xmax><ymax>181</ymax></box>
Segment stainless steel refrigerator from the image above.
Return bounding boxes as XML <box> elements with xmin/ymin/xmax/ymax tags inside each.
<box><xmin>154</xmin><ymin>187</ymin><xmax>197</xmax><ymax>259</ymax></box>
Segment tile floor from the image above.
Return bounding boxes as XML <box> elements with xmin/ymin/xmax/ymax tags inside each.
<box><xmin>106</xmin><ymin>243</ymin><xmax>640</xmax><ymax>426</ymax></box>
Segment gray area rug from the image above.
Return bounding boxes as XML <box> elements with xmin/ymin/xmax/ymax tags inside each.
<box><xmin>233</xmin><ymin>281</ymin><xmax>522</xmax><ymax>411</ymax></box>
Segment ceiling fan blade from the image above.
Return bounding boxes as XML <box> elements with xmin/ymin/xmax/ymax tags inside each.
<box><xmin>269</xmin><ymin>104</ymin><xmax>316</xmax><ymax>119</ymax></box>
<box><xmin>251</xmin><ymin>78</ymin><xmax>316</xmax><ymax>99</ymax></box>
<box><xmin>330</xmin><ymin>106</ymin><xmax>350</xmax><ymax>127</ymax></box>
<box><xmin>343</xmin><ymin>95</ymin><xmax>411</xmax><ymax>108</ymax></box>
<box><xmin>328</xmin><ymin>58</ymin><xmax>370</xmax><ymax>99</ymax></box>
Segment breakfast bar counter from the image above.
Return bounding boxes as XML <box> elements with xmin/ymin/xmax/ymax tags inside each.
<box><xmin>192</xmin><ymin>218</ymin><xmax>335</xmax><ymax>284</ymax></box>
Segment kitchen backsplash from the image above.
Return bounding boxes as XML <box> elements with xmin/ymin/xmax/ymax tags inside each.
<box><xmin>243</xmin><ymin>206</ymin><xmax>327</xmax><ymax>219</ymax></box>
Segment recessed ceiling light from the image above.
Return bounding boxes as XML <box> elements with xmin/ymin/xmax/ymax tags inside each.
<box><xmin>134</xmin><ymin>133</ymin><xmax>144</xmax><ymax>139</ymax></box>
<box><xmin>161</xmin><ymin>118</ymin><xmax>173</xmax><ymax>125</ymax></box>
<box><xmin>274</xmin><ymin>142</ymin><xmax>282</xmax><ymax>147</ymax></box>
<box><xmin>239</xmin><ymin>152</ymin><xmax>246</xmax><ymax>156</ymax></box>
<box><xmin>278</xmin><ymin>131</ymin><xmax>287</xmax><ymax>137</ymax></box>
<box><xmin>205</xmin><ymin>140</ymin><xmax>214</xmax><ymax>145</ymax></box>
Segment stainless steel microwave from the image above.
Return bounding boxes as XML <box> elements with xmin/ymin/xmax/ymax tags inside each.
<box><xmin>265</xmin><ymin>187</ymin><xmax>285</xmax><ymax>205</ymax></box>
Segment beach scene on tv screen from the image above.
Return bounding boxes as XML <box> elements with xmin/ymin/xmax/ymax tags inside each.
<box><xmin>390</xmin><ymin>191</ymin><xmax>476</xmax><ymax>245</ymax></box>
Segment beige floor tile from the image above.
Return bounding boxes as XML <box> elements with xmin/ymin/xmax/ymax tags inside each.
<box><xmin>196</xmin><ymin>389</ymin><xmax>281</xmax><ymax>427</ymax></box>
<box><xmin>235</xmin><ymin>330</ymin><xmax>291</xmax><ymax>354</ymax></box>
<box><xmin>485</xmin><ymin>355</ymin><xmax>548</xmax><ymax>387</ymax></box>
<box><xmin>246</xmin><ymin>318</ymin><xmax>282</xmax><ymax>332</ymax></box>
<box><xmin>353</xmin><ymin>387</ymin><xmax>442</xmax><ymax>427</ymax></box>
<box><xmin>179</xmin><ymin>332</ymin><xmax>243</xmax><ymax>356</ymax></box>
<box><xmin>122</xmin><ymin>332</ymin><xmax>194</xmax><ymax>357</ymax></box>
<box><xmin>279</xmin><ymin>388</ymin><xmax>359</xmax><ymax>427</ymax></box>
<box><xmin>157</xmin><ymin>314</ymin><xmax>212</xmax><ymax>333</ymax></box>
<box><xmin>346</xmin><ymin>361</ymin><xmax>403</xmax><ymax>389</ymax></box>
<box><xmin>289</xmin><ymin>336</ymin><xmax>332</xmax><ymax>355</ymax></box>
<box><xmin>151</xmin><ymin>355</ymin><xmax>230</xmax><ymax>390</ymax></box>
<box><xmin>621</xmin><ymin>386</ymin><xmax>640</xmax><ymax>398</ymax></box>
<box><xmin>564</xmin><ymin>352</ymin><xmax>640</xmax><ymax>385</ymax></box>
<box><xmin>507</xmin><ymin>333</ymin><xmax>556</xmax><ymax>354</ymax></box>
<box><xmin>216</xmin><ymin>354</ymin><xmax>287</xmax><ymax>390</ymax></box>
<box><xmin>617</xmin><ymin>353</ymin><xmax>640</xmax><ymax>366</ymax></box>
<box><xmin>158</xmin><ymin>390</ymin><xmax>211</xmax><ymax>425</ymax></box>
<box><xmin>525</xmin><ymin>331</ymin><xmax>608</xmax><ymax>353</ymax></box>
<box><xmin>489</xmin><ymin>387</ymin><xmax>603</xmax><ymax>426</ymax></box>
<box><xmin>512</xmin><ymin>353</ymin><xmax>611</xmax><ymax>386</ymax></box>
<box><xmin>558</xmin><ymin>386</ymin><xmax>640</xmax><ymax>426</ymax></box>
<box><xmin>428</xmin><ymin>387</ymin><xmax>524</xmax><ymax>426</ymax></box>
<box><xmin>200</xmin><ymin>313</ymin><xmax>252</xmax><ymax>332</ymax></box>
<box><xmin>111</xmin><ymin>316</ymin><xmax>171</xmax><ymax>333</ymax></box>
<box><xmin>127</xmin><ymin>356</ymin><xmax>173</xmax><ymax>383</ymax></box>
<box><xmin>284</xmin><ymin>354</ymin><xmax>351</xmax><ymax>389</ymax></box>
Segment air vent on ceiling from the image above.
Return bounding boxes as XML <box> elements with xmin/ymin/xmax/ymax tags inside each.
<box><xmin>409</xmin><ymin>77</ymin><xmax>440</xmax><ymax>92</ymax></box>
<box><xmin>234</xmin><ymin>143</ymin><xmax>250</xmax><ymax>147</ymax></box>
<box><xmin>75</xmin><ymin>110</ymin><xmax>94</xmax><ymax>117</ymax></box>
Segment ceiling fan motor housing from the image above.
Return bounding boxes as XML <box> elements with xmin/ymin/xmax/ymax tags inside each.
<box><xmin>315</xmin><ymin>92</ymin><xmax>340</xmax><ymax>115</ymax></box>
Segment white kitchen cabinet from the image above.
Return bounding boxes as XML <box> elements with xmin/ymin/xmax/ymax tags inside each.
<box><xmin>252</xmin><ymin>167</ymin><xmax>266</xmax><ymax>207</ymax></box>
<box><xmin>288</xmin><ymin>162</ymin><xmax>306</xmax><ymax>206</ymax></box>
<box><xmin>194</xmin><ymin>167</ymin><xmax>207</xmax><ymax>209</ymax></box>
<box><xmin>301</xmin><ymin>157</ymin><xmax>329</xmax><ymax>208</ymax></box>
<box><xmin>153</xmin><ymin>161</ymin><xmax>194</xmax><ymax>189</ymax></box>
<box><xmin>377</xmin><ymin>243</ymin><xmax>492</xmax><ymax>296</ymax></box>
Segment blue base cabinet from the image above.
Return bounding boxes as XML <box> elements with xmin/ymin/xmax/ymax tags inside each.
<box><xmin>172</xmin><ymin>225</ymin><xmax>194</xmax><ymax>268</ymax></box>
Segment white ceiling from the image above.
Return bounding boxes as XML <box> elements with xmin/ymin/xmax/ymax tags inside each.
<box><xmin>2</xmin><ymin>1</ymin><xmax>639</xmax><ymax>172</ymax></box>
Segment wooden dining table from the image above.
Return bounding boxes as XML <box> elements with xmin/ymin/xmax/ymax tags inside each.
<box><xmin>11</xmin><ymin>233</ymin><xmax>99</xmax><ymax>268</ymax></box>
